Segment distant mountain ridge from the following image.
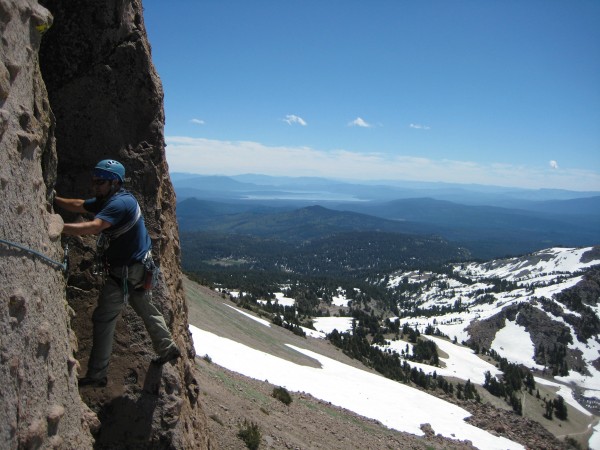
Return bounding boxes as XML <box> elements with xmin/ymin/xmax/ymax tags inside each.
<box><xmin>176</xmin><ymin>195</ymin><xmax>599</xmax><ymax>259</ymax></box>
<box><xmin>179</xmin><ymin>201</ymin><xmax>436</xmax><ymax>240</ymax></box>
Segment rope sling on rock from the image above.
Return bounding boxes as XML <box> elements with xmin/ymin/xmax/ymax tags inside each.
<box><xmin>0</xmin><ymin>238</ymin><xmax>69</xmax><ymax>274</ymax></box>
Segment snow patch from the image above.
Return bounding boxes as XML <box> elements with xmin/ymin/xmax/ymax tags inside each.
<box><xmin>491</xmin><ymin>319</ymin><xmax>544</xmax><ymax>370</ymax></box>
<box><xmin>312</xmin><ymin>316</ymin><xmax>353</xmax><ymax>335</ymax></box>
<box><xmin>274</xmin><ymin>292</ymin><xmax>296</xmax><ymax>307</ymax></box>
<box><xmin>225</xmin><ymin>304</ymin><xmax>271</xmax><ymax>327</ymax></box>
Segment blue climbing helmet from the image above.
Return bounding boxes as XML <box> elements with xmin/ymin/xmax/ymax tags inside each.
<box><xmin>93</xmin><ymin>159</ymin><xmax>125</xmax><ymax>183</ymax></box>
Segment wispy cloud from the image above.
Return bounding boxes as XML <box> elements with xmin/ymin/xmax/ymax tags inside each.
<box><xmin>348</xmin><ymin>117</ymin><xmax>372</xmax><ymax>128</ymax></box>
<box><xmin>283</xmin><ymin>114</ymin><xmax>307</xmax><ymax>126</ymax></box>
<box><xmin>549</xmin><ymin>160</ymin><xmax>559</xmax><ymax>169</ymax></box>
<box><xmin>165</xmin><ymin>136</ymin><xmax>600</xmax><ymax>191</ymax></box>
<box><xmin>190</xmin><ymin>118</ymin><xmax>205</xmax><ymax>125</ymax></box>
<box><xmin>409</xmin><ymin>123</ymin><xmax>430</xmax><ymax>130</ymax></box>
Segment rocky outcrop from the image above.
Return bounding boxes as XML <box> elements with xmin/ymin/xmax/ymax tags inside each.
<box><xmin>465</xmin><ymin>402</ymin><xmax>568</xmax><ymax>450</ymax></box>
<box><xmin>1</xmin><ymin>0</ymin><xmax>212</xmax><ymax>448</ymax></box>
<box><xmin>0</xmin><ymin>0</ymin><xmax>94</xmax><ymax>447</ymax></box>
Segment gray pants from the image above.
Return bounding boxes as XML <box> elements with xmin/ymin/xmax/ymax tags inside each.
<box><xmin>86</xmin><ymin>262</ymin><xmax>177</xmax><ymax>379</ymax></box>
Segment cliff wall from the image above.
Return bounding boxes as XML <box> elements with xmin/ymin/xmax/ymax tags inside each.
<box><xmin>0</xmin><ymin>0</ymin><xmax>95</xmax><ymax>447</ymax></box>
<box><xmin>1</xmin><ymin>0</ymin><xmax>211</xmax><ymax>448</ymax></box>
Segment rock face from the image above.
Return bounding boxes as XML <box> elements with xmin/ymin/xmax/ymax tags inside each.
<box><xmin>1</xmin><ymin>0</ymin><xmax>212</xmax><ymax>448</ymax></box>
<box><xmin>0</xmin><ymin>0</ymin><xmax>94</xmax><ymax>448</ymax></box>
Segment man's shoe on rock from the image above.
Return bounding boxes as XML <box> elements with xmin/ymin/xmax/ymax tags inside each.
<box><xmin>78</xmin><ymin>376</ymin><xmax>107</xmax><ymax>388</ymax></box>
<box><xmin>152</xmin><ymin>346</ymin><xmax>181</xmax><ymax>365</ymax></box>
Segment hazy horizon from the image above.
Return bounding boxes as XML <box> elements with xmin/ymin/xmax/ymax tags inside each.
<box><xmin>169</xmin><ymin>169</ymin><xmax>600</xmax><ymax>195</ymax></box>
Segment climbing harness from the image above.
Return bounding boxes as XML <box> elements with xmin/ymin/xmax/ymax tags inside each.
<box><xmin>100</xmin><ymin>252</ymin><xmax>160</xmax><ymax>305</ymax></box>
<box><xmin>0</xmin><ymin>238</ymin><xmax>69</xmax><ymax>274</ymax></box>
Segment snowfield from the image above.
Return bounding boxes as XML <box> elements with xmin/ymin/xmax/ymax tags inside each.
<box><xmin>456</xmin><ymin>247</ymin><xmax>599</xmax><ymax>282</ymax></box>
<box><xmin>190</xmin><ymin>324</ymin><xmax>524</xmax><ymax>450</ymax></box>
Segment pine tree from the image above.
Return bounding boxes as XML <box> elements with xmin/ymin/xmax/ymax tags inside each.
<box><xmin>510</xmin><ymin>392</ymin><xmax>522</xmax><ymax>415</ymax></box>
<box><xmin>544</xmin><ymin>399</ymin><xmax>554</xmax><ymax>420</ymax></box>
<box><xmin>553</xmin><ymin>396</ymin><xmax>568</xmax><ymax>420</ymax></box>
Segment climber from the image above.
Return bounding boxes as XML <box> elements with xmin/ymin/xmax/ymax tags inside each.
<box><xmin>54</xmin><ymin>159</ymin><xmax>181</xmax><ymax>388</ymax></box>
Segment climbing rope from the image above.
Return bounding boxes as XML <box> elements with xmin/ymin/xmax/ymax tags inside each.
<box><xmin>0</xmin><ymin>238</ymin><xmax>69</xmax><ymax>273</ymax></box>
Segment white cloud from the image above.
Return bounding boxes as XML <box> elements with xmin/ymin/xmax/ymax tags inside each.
<box><xmin>549</xmin><ymin>160</ymin><xmax>559</xmax><ymax>169</ymax></box>
<box><xmin>409</xmin><ymin>123</ymin><xmax>431</xmax><ymax>130</ymax></box>
<box><xmin>190</xmin><ymin>118</ymin><xmax>205</xmax><ymax>125</ymax></box>
<box><xmin>283</xmin><ymin>114</ymin><xmax>307</xmax><ymax>126</ymax></box>
<box><xmin>164</xmin><ymin>136</ymin><xmax>600</xmax><ymax>191</ymax></box>
<box><xmin>348</xmin><ymin>117</ymin><xmax>372</xmax><ymax>128</ymax></box>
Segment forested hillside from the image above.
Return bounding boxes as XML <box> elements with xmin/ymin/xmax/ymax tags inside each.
<box><xmin>176</xmin><ymin>196</ymin><xmax>599</xmax><ymax>259</ymax></box>
<box><xmin>181</xmin><ymin>230</ymin><xmax>469</xmax><ymax>284</ymax></box>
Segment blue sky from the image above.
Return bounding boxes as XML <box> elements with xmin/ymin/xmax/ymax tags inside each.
<box><xmin>143</xmin><ymin>1</ymin><xmax>600</xmax><ymax>191</ymax></box>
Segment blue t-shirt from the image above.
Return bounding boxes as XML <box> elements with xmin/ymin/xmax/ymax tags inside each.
<box><xmin>84</xmin><ymin>189</ymin><xmax>151</xmax><ymax>266</ymax></box>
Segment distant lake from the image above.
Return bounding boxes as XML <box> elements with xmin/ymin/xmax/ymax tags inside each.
<box><xmin>242</xmin><ymin>191</ymin><xmax>367</xmax><ymax>202</ymax></box>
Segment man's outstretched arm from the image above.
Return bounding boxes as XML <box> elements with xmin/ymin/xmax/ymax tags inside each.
<box><xmin>62</xmin><ymin>218</ymin><xmax>111</xmax><ymax>236</ymax></box>
<box><xmin>55</xmin><ymin>196</ymin><xmax>88</xmax><ymax>214</ymax></box>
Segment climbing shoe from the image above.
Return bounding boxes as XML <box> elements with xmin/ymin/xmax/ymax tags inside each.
<box><xmin>78</xmin><ymin>376</ymin><xmax>107</xmax><ymax>388</ymax></box>
<box><xmin>152</xmin><ymin>346</ymin><xmax>181</xmax><ymax>365</ymax></box>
